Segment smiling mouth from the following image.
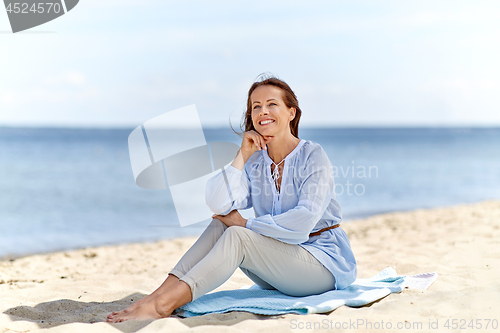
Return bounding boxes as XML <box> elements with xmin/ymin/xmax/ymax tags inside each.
<box><xmin>259</xmin><ymin>120</ymin><xmax>275</xmax><ymax>125</ymax></box>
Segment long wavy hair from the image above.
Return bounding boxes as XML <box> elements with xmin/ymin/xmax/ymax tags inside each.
<box><xmin>231</xmin><ymin>73</ymin><xmax>301</xmax><ymax>139</ymax></box>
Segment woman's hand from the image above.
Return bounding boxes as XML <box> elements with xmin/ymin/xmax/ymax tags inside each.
<box><xmin>241</xmin><ymin>130</ymin><xmax>275</xmax><ymax>157</ymax></box>
<box><xmin>212</xmin><ymin>210</ymin><xmax>247</xmax><ymax>228</ymax></box>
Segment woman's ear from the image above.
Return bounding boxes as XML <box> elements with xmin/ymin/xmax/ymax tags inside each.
<box><xmin>290</xmin><ymin>107</ymin><xmax>296</xmax><ymax>121</ymax></box>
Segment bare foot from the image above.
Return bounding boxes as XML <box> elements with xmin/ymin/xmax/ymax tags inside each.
<box><xmin>107</xmin><ymin>273</ymin><xmax>180</xmax><ymax>321</ymax></box>
<box><xmin>106</xmin><ymin>298</ymin><xmax>168</xmax><ymax>323</ymax></box>
<box><xmin>106</xmin><ymin>280</ymin><xmax>192</xmax><ymax>323</ymax></box>
<box><xmin>107</xmin><ymin>296</ymin><xmax>151</xmax><ymax>321</ymax></box>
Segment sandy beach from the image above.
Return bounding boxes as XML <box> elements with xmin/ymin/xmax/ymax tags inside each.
<box><xmin>1</xmin><ymin>200</ymin><xmax>499</xmax><ymax>333</ymax></box>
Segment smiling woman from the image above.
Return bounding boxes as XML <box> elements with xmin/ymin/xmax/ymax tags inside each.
<box><xmin>241</xmin><ymin>74</ymin><xmax>302</xmax><ymax>140</ymax></box>
<box><xmin>106</xmin><ymin>73</ymin><xmax>357</xmax><ymax>323</ymax></box>
<box><xmin>230</xmin><ymin>75</ymin><xmax>305</xmax><ymax>193</ymax></box>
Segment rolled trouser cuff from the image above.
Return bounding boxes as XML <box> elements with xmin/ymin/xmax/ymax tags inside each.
<box><xmin>168</xmin><ymin>269</ymin><xmax>185</xmax><ymax>280</ymax></box>
<box><xmin>179</xmin><ymin>275</ymin><xmax>199</xmax><ymax>301</ymax></box>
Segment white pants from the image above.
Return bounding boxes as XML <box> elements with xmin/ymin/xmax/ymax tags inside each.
<box><xmin>169</xmin><ymin>218</ymin><xmax>336</xmax><ymax>301</ymax></box>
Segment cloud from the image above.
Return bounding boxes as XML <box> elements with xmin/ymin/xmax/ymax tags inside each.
<box><xmin>415</xmin><ymin>78</ymin><xmax>500</xmax><ymax>99</ymax></box>
<box><xmin>2</xmin><ymin>2</ymin><xmax>500</xmax><ymax>127</ymax></box>
<box><xmin>397</xmin><ymin>8</ymin><xmax>500</xmax><ymax>27</ymax></box>
<box><xmin>414</xmin><ymin>78</ymin><xmax>500</xmax><ymax>122</ymax></box>
<box><xmin>0</xmin><ymin>70</ymin><xmax>98</xmax><ymax>108</ymax></box>
<box><xmin>42</xmin><ymin>70</ymin><xmax>87</xmax><ymax>86</ymax></box>
<box><xmin>0</xmin><ymin>86</ymin><xmax>100</xmax><ymax>105</ymax></box>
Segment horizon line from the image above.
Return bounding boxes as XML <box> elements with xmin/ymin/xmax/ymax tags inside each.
<box><xmin>1</xmin><ymin>124</ymin><xmax>500</xmax><ymax>130</ymax></box>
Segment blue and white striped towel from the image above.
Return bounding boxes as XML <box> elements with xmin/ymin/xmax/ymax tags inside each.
<box><xmin>173</xmin><ymin>267</ymin><xmax>438</xmax><ymax>317</ymax></box>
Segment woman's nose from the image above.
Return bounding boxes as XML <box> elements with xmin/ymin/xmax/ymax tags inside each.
<box><xmin>259</xmin><ymin>107</ymin><xmax>269</xmax><ymax>116</ymax></box>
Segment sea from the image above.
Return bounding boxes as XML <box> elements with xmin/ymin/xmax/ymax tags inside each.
<box><xmin>1</xmin><ymin>126</ymin><xmax>499</xmax><ymax>259</ymax></box>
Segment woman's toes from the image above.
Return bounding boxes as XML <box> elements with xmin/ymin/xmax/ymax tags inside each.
<box><xmin>108</xmin><ymin>311</ymin><xmax>120</xmax><ymax>318</ymax></box>
<box><xmin>107</xmin><ymin>311</ymin><xmax>124</xmax><ymax>322</ymax></box>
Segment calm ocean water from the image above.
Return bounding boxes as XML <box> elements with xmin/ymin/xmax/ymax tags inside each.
<box><xmin>1</xmin><ymin>126</ymin><xmax>499</xmax><ymax>259</ymax></box>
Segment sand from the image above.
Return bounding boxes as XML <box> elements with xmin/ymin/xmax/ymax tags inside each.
<box><xmin>1</xmin><ymin>200</ymin><xmax>499</xmax><ymax>333</ymax></box>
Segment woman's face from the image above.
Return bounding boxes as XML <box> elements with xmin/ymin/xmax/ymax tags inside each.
<box><xmin>250</xmin><ymin>85</ymin><xmax>295</xmax><ymax>138</ymax></box>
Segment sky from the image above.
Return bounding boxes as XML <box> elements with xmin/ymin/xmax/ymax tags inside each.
<box><xmin>1</xmin><ymin>0</ymin><xmax>500</xmax><ymax>129</ymax></box>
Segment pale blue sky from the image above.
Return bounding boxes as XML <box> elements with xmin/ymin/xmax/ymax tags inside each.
<box><xmin>1</xmin><ymin>0</ymin><xmax>499</xmax><ymax>128</ymax></box>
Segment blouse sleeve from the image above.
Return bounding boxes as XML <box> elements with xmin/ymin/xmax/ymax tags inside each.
<box><xmin>245</xmin><ymin>146</ymin><xmax>334</xmax><ymax>244</ymax></box>
<box><xmin>205</xmin><ymin>164</ymin><xmax>252</xmax><ymax>215</ymax></box>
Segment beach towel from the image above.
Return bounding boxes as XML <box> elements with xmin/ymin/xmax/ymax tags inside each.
<box><xmin>173</xmin><ymin>267</ymin><xmax>438</xmax><ymax>317</ymax></box>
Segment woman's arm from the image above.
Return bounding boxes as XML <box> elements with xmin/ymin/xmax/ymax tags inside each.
<box><xmin>205</xmin><ymin>131</ymin><xmax>274</xmax><ymax>215</ymax></box>
<box><xmin>205</xmin><ymin>160</ymin><xmax>252</xmax><ymax>215</ymax></box>
<box><xmin>245</xmin><ymin>146</ymin><xmax>337</xmax><ymax>244</ymax></box>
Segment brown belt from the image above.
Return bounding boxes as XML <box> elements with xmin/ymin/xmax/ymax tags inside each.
<box><xmin>309</xmin><ymin>224</ymin><xmax>340</xmax><ymax>237</ymax></box>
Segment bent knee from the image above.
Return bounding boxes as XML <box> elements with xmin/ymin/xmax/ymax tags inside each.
<box><xmin>209</xmin><ymin>218</ymin><xmax>223</xmax><ymax>226</ymax></box>
<box><xmin>223</xmin><ymin>225</ymin><xmax>253</xmax><ymax>240</ymax></box>
<box><xmin>209</xmin><ymin>218</ymin><xmax>227</xmax><ymax>230</ymax></box>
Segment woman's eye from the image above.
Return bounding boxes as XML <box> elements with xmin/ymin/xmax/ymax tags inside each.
<box><xmin>253</xmin><ymin>105</ymin><xmax>260</xmax><ymax>110</ymax></box>
<box><xmin>270</xmin><ymin>103</ymin><xmax>277</xmax><ymax>106</ymax></box>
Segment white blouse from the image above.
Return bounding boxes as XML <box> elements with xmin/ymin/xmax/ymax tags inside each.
<box><xmin>205</xmin><ymin>139</ymin><xmax>357</xmax><ymax>290</ymax></box>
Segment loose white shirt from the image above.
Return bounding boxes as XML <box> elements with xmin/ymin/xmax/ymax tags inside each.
<box><xmin>205</xmin><ymin>139</ymin><xmax>357</xmax><ymax>290</ymax></box>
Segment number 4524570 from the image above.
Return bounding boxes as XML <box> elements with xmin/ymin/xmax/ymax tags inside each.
<box><xmin>444</xmin><ymin>319</ymin><xmax>498</xmax><ymax>330</ymax></box>
<box><xmin>6</xmin><ymin>3</ymin><xmax>62</xmax><ymax>14</ymax></box>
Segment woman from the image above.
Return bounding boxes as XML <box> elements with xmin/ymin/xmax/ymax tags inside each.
<box><xmin>107</xmin><ymin>75</ymin><xmax>357</xmax><ymax>322</ymax></box>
